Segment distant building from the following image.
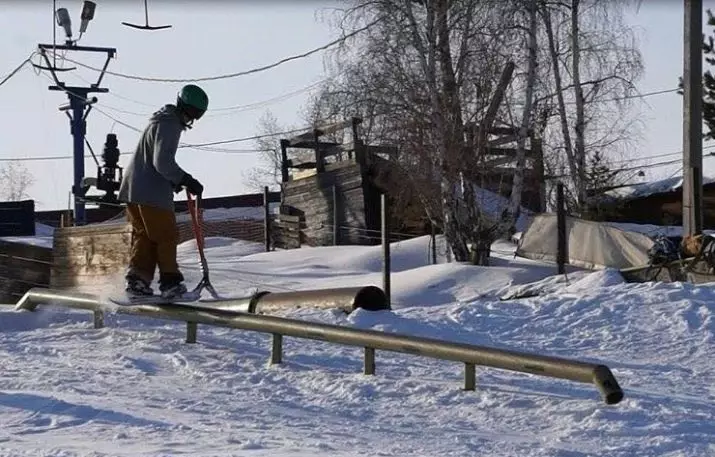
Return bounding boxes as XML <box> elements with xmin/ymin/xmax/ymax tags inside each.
<box><xmin>586</xmin><ymin>175</ymin><xmax>715</xmax><ymax>227</ymax></box>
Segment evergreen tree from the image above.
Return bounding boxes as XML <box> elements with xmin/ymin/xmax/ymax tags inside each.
<box><xmin>585</xmin><ymin>150</ymin><xmax>619</xmax><ymax>195</ymax></box>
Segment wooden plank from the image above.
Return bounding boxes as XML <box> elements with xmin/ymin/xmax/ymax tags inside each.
<box><xmin>51</xmin><ymin>264</ymin><xmax>127</xmax><ymax>284</ymax></box>
<box><xmin>50</xmin><ymin>273</ymin><xmax>123</xmax><ymax>290</ymax></box>
<box><xmin>0</xmin><ymin>262</ymin><xmax>50</xmax><ymax>284</ymax></box>
<box><xmin>54</xmin><ymin>222</ymin><xmax>131</xmax><ymax>237</ymax></box>
<box><xmin>273</xmin><ymin>222</ymin><xmax>301</xmax><ymax>230</ymax></box>
<box><xmin>52</xmin><ymin>251</ymin><xmax>129</xmax><ymax>269</ymax></box>
<box><xmin>53</xmin><ymin>233</ymin><xmax>132</xmax><ymax>253</ymax></box>
<box><xmin>0</xmin><ymin>240</ymin><xmax>52</xmax><ymax>262</ymax></box>
<box><xmin>275</xmin><ymin>214</ymin><xmax>301</xmax><ymax>223</ymax></box>
<box><xmin>0</xmin><ymin>276</ymin><xmax>49</xmax><ymax>303</ymax></box>
<box><xmin>0</xmin><ymin>253</ymin><xmax>52</xmax><ymax>271</ymax></box>
<box><xmin>284</xmin><ymin>166</ymin><xmax>363</xmax><ymax>189</ymax></box>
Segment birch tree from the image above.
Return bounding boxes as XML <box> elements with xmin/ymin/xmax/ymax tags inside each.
<box><xmin>503</xmin><ymin>0</ymin><xmax>539</xmax><ymax>230</ymax></box>
<box><xmin>289</xmin><ymin>0</ymin><xmax>643</xmax><ymax>258</ymax></box>
<box><xmin>537</xmin><ymin>0</ymin><xmax>644</xmax><ymax>211</ymax></box>
<box><xmin>0</xmin><ymin>162</ymin><xmax>34</xmax><ymax>201</ymax></box>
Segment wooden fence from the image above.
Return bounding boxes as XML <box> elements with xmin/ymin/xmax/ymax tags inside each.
<box><xmin>270</xmin><ymin>214</ymin><xmax>303</xmax><ymax>249</ymax></box>
<box><xmin>0</xmin><ymin>239</ymin><xmax>52</xmax><ymax>303</ymax></box>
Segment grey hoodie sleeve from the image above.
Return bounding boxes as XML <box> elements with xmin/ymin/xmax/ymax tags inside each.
<box><xmin>151</xmin><ymin>119</ymin><xmax>187</xmax><ymax>186</ymax></box>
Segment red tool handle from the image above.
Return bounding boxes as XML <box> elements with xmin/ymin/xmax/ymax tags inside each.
<box><xmin>186</xmin><ymin>190</ymin><xmax>208</xmax><ymax>273</ymax></box>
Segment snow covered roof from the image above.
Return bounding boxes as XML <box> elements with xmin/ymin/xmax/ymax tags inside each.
<box><xmin>602</xmin><ymin>175</ymin><xmax>715</xmax><ymax>201</ymax></box>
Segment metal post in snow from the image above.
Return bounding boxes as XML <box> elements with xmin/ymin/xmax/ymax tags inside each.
<box><xmin>556</xmin><ymin>182</ymin><xmax>567</xmax><ymax>274</ymax></box>
<box><xmin>333</xmin><ymin>184</ymin><xmax>339</xmax><ymax>246</ymax></box>
<box><xmin>264</xmin><ymin>186</ymin><xmax>271</xmax><ymax>252</ymax></box>
<box><xmin>381</xmin><ymin>193</ymin><xmax>391</xmax><ymax>307</ymax></box>
<box><xmin>431</xmin><ymin>222</ymin><xmax>437</xmax><ymax>265</ymax></box>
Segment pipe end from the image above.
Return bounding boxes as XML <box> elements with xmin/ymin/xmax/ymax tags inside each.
<box><xmin>353</xmin><ymin>286</ymin><xmax>390</xmax><ymax>311</ymax></box>
<box><xmin>593</xmin><ymin>365</ymin><xmax>624</xmax><ymax>405</ymax></box>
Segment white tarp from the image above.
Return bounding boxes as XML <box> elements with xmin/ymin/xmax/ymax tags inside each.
<box><xmin>515</xmin><ymin>213</ymin><xmax>656</xmax><ymax>270</ymax></box>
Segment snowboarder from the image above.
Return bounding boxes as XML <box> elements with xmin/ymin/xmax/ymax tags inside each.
<box><xmin>117</xmin><ymin>84</ymin><xmax>209</xmax><ymax>299</ymax></box>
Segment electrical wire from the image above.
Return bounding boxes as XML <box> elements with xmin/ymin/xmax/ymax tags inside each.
<box><xmin>606</xmin><ymin>144</ymin><xmax>715</xmax><ymax>166</ymax></box>
<box><xmin>52</xmin><ymin>19</ymin><xmax>381</xmax><ymax>83</ymax></box>
<box><xmin>0</xmin><ymin>52</ymin><xmax>36</xmax><ymax>87</ymax></box>
<box><xmin>16</xmin><ymin>54</ymin><xmax>706</xmax><ymax>169</ymax></box>
<box><xmin>89</xmin><ymin>104</ymin><xmax>300</xmax><ymax>151</ymax></box>
<box><xmin>30</xmin><ymin>72</ymin><xmax>286</xmax><ymax>153</ymax></box>
<box><xmin>546</xmin><ymin>154</ymin><xmax>715</xmax><ymax>180</ymax></box>
<box><xmin>61</xmin><ymin>61</ymin><xmax>336</xmax><ymax>116</ymax></box>
<box><xmin>88</xmin><ymin>76</ymin><xmax>331</xmax><ymax>119</ymax></box>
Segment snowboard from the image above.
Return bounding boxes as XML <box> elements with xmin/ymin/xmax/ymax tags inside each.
<box><xmin>109</xmin><ymin>290</ymin><xmax>204</xmax><ymax>306</ymax></box>
<box><xmin>108</xmin><ymin>290</ymin><xmax>244</xmax><ymax>308</ymax></box>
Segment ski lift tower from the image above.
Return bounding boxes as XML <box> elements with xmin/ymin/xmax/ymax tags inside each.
<box><xmin>34</xmin><ymin>1</ymin><xmax>116</xmax><ymax>226</ymax></box>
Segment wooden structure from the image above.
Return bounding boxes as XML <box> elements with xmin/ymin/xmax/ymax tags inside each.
<box><xmin>277</xmin><ymin>64</ymin><xmax>545</xmax><ymax>247</ymax></box>
<box><xmin>465</xmin><ymin>61</ymin><xmax>545</xmax><ymax>214</ymax></box>
<box><xmin>279</xmin><ymin>117</ymin><xmax>399</xmax><ymax>246</ymax></box>
<box><xmin>587</xmin><ymin>180</ymin><xmax>715</xmax><ymax>227</ymax></box>
<box><xmin>0</xmin><ymin>200</ymin><xmax>36</xmax><ymax>237</ymax></box>
<box><xmin>0</xmin><ymin>239</ymin><xmax>52</xmax><ymax>303</ymax></box>
<box><xmin>270</xmin><ymin>214</ymin><xmax>303</xmax><ymax>249</ymax></box>
<box><xmin>51</xmin><ymin>222</ymin><xmax>132</xmax><ymax>291</ymax></box>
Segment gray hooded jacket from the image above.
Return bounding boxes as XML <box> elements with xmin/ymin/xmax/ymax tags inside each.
<box><xmin>118</xmin><ymin>104</ymin><xmax>188</xmax><ymax>211</ymax></box>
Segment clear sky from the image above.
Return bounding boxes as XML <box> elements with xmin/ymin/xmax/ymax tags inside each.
<box><xmin>1</xmin><ymin>0</ymin><xmax>714</xmax><ymax>210</ymax></box>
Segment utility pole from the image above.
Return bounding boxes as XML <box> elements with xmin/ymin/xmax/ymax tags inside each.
<box><xmin>683</xmin><ymin>0</ymin><xmax>703</xmax><ymax>236</ymax></box>
<box><xmin>34</xmin><ymin>2</ymin><xmax>115</xmax><ymax>226</ymax></box>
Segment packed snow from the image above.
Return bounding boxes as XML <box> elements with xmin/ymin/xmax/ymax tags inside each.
<box><xmin>1</xmin><ymin>234</ymin><xmax>714</xmax><ymax>456</ymax></box>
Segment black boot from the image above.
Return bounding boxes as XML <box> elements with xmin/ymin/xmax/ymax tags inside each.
<box><xmin>159</xmin><ymin>272</ymin><xmax>187</xmax><ymax>299</ymax></box>
<box><xmin>125</xmin><ymin>273</ymin><xmax>153</xmax><ymax>297</ymax></box>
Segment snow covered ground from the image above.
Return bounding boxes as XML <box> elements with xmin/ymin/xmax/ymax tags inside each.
<box><xmin>1</xmin><ymin>235</ymin><xmax>714</xmax><ymax>456</ymax></box>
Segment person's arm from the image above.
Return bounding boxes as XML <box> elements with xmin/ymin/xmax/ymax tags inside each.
<box><xmin>152</xmin><ymin>120</ymin><xmax>187</xmax><ymax>186</ymax></box>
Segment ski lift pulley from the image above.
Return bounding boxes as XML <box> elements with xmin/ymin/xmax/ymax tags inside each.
<box><xmin>122</xmin><ymin>0</ymin><xmax>172</xmax><ymax>31</ymax></box>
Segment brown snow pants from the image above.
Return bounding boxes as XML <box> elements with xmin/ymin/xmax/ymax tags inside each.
<box><xmin>126</xmin><ymin>203</ymin><xmax>181</xmax><ymax>283</ymax></box>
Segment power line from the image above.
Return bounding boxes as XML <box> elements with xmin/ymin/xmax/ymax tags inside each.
<box><xmin>606</xmin><ymin>144</ymin><xmax>715</xmax><ymax>166</ymax></box>
<box><xmin>50</xmin><ymin>19</ymin><xmax>380</xmax><ymax>83</ymax></box>
<box><xmin>93</xmin><ymin>76</ymin><xmax>330</xmax><ymax>118</ymax></box>
<box><xmin>64</xmin><ymin>64</ymin><xmax>334</xmax><ymax>115</ymax></box>
<box><xmin>181</xmin><ymin>128</ymin><xmax>312</xmax><ymax>148</ymax></box>
<box><xmin>0</xmin><ymin>52</ymin><xmax>35</xmax><ymax>87</ymax></box>
<box><xmin>602</xmin><ymin>87</ymin><xmax>679</xmax><ymax>102</ymax></box>
<box><xmin>547</xmin><ymin>153</ymin><xmax>715</xmax><ymax>180</ymax></box>
<box><xmin>91</xmin><ymin>104</ymin><xmax>294</xmax><ymax>151</ymax></box>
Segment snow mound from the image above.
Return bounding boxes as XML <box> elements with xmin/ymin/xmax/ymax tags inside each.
<box><xmin>2</xmin><ymin>235</ymin><xmax>715</xmax><ymax>456</ymax></box>
<box><xmin>562</xmin><ymin>268</ymin><xmax>625</xmax><ymax>294</ymax></box>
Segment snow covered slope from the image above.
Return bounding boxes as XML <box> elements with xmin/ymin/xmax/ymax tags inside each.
<box><xmin>1</xmin><ymin>236</ymin><xmax>713</xmax><ymax>456</ymax></box>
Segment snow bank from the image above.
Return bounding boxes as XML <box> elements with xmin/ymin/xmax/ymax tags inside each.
<box><xmin>1</xmin><ymin>234</ymin><xmax>714</xmax><ymax>456</ymax></box>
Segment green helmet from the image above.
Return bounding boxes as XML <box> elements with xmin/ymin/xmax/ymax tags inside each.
<box><xmin>177</xmin><ymin>84</ymin><xmax>209</xmax><ymax>121</ymax></box>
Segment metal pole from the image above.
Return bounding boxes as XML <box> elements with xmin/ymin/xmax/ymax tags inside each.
<box><xmin>683</xmin><ymin>0</ymin><xmax>703</xmax><ymax>236</ymax></box>
<box><xmin>280</xmin><ymin>139</ymin><xmax>290</xmax><ymax>183</ymax></box>
<box><xmin>431</xmin><ymin>222</ymin><xmax>437</xmax><ymax>265</ymax></box>
<box><xmin>333</xmin><ymin>184</ymin><xmax>339</xmax><ymax>246</ymax></box>
<box><xmin>557</xmin><ymin>182</ymin><xmax>566</xmax><ymax>274</ymax></box>
<box><xmin>14</xmin><ymin>287</ymin><xmax>625</xmax><ymax>405</ymax></box>
<box><xmin>69</xmin><ymin>90</ymin><xmax>88</xmax><ymax>226</ymax></box>
<box><xmin>381</xmin><ymin>193</ymin><xmax>391</xmax><ymax>307</ymax></box>
<box><xmin>263</xmin><ymin>186</ymin><xmax>271</xmax><ymax>252</ymax></box>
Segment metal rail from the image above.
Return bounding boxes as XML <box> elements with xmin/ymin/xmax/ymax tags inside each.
<box><xmin>14</xmin><ymin>288</ymin><xmax>624</xmax><ymax>405</ymax></box>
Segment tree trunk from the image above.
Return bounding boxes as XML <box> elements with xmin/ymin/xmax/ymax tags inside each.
<box><xmin>436</xmin><ymin>0</ymin><xmax>469</xmax><ymax>261</ymax></box>
<box><xmin>504</xmin><ymin>0</ymin><xmax>539</xmax><ymax>231</ymax></box>
<box><xmin>571</xmin><ymin>0</ymin><xmax>587</xmax><ymax>209</ymax></box>
<box><xmin>541</xmin><ymin>3</ymin><xmax>578</xmax><ymax>194</ymax></box>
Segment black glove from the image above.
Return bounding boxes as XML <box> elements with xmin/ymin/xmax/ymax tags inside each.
<box><xmin>178</xmin><ymin>173</ymin><xmax>204</xmax><ymax>196</ymax></box>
